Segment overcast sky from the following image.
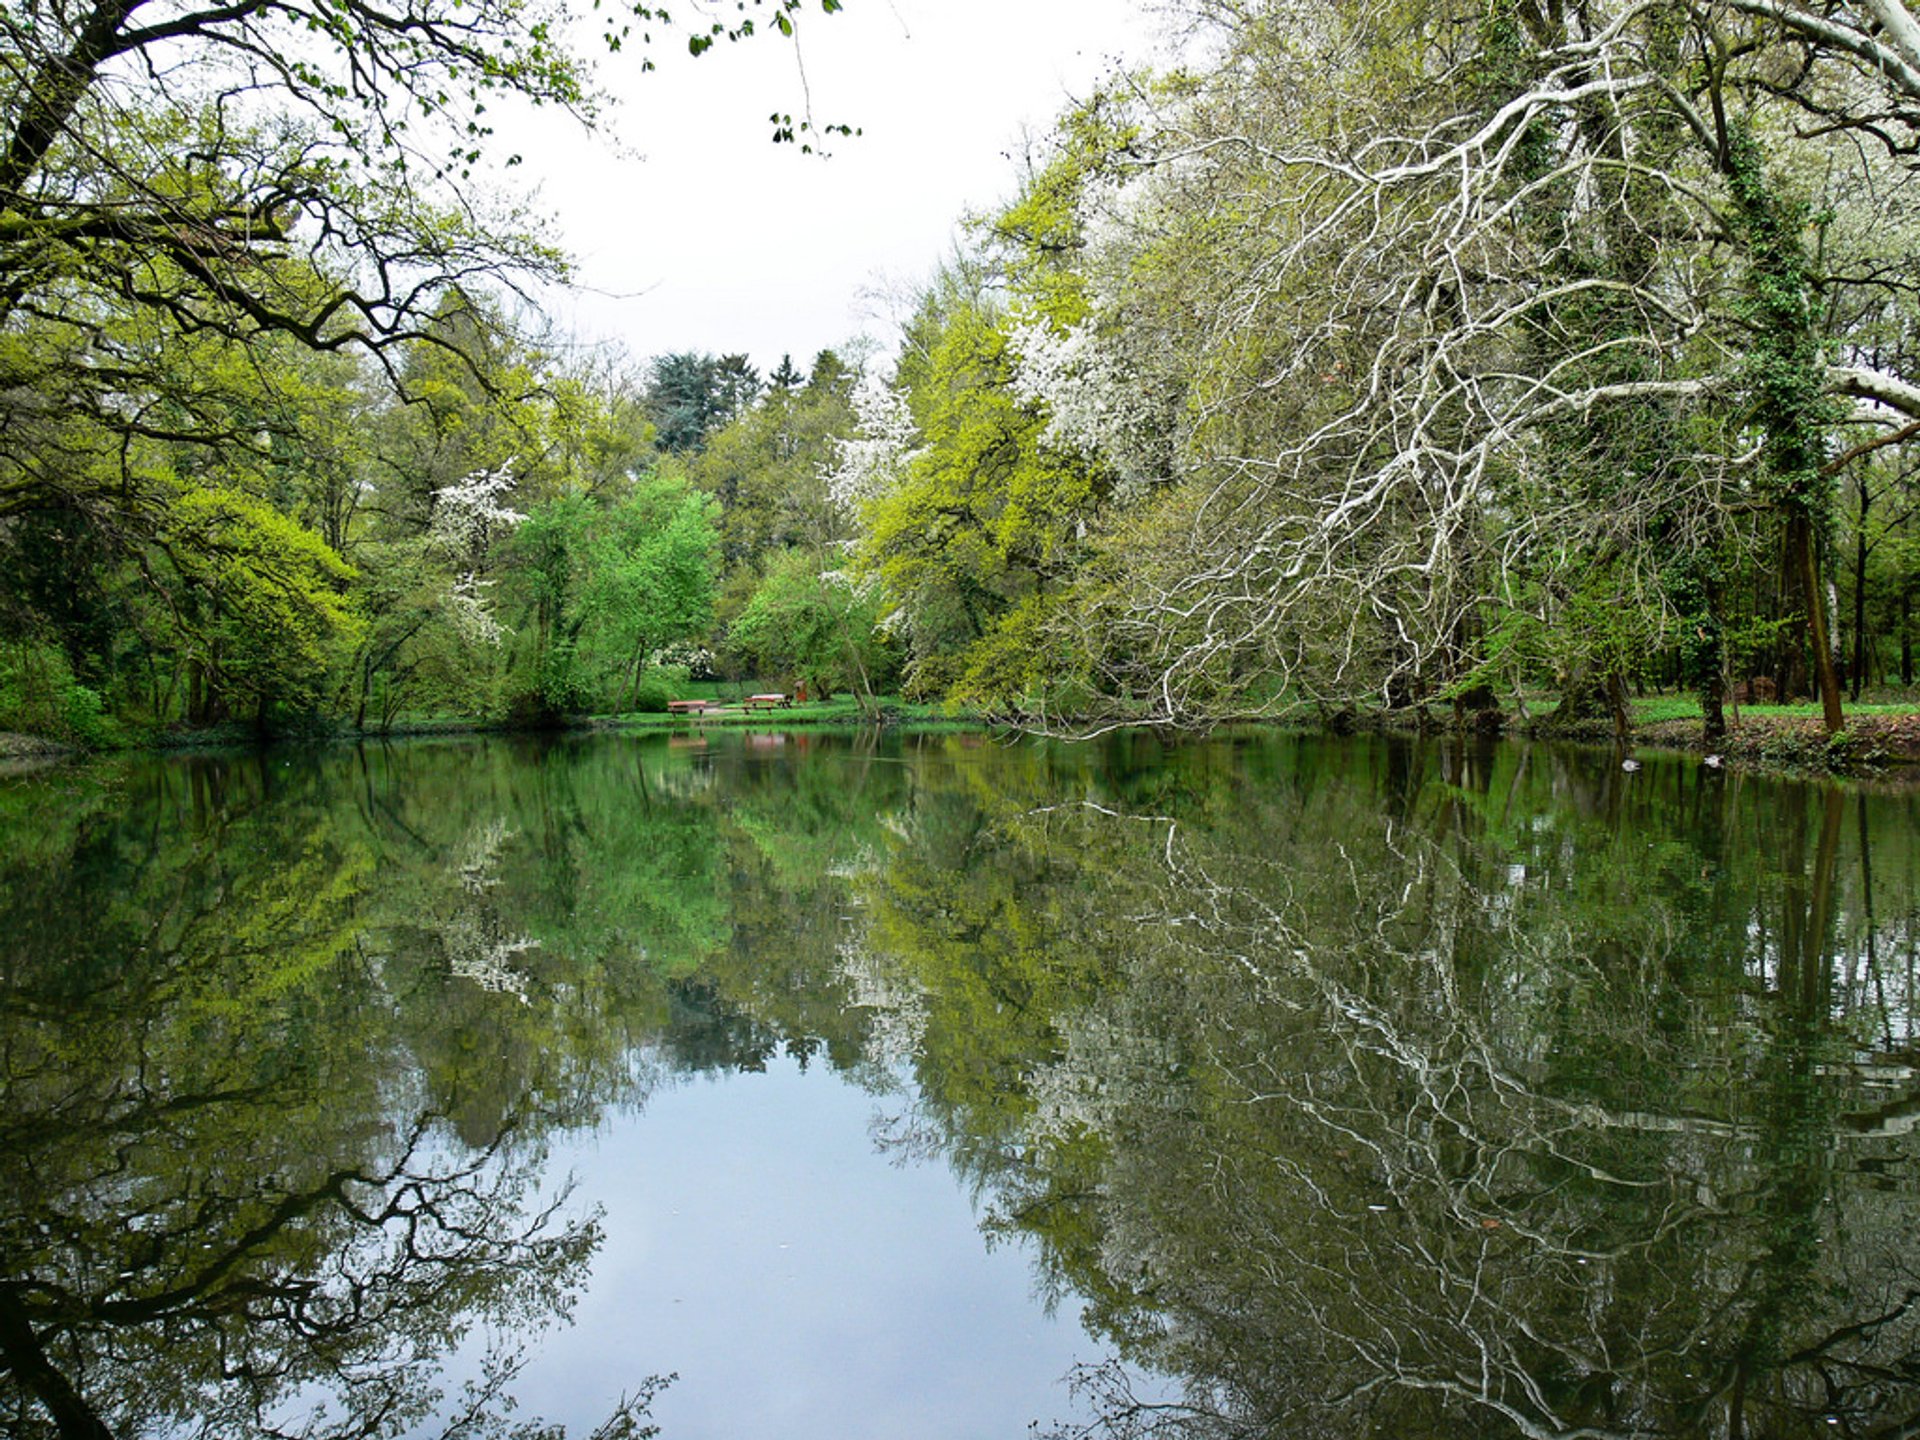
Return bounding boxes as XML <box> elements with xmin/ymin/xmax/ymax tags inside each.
<box><xmin>507</xmin><ymin>0</ymin><xmax>1174</xmax><ymax>375</ymax></box>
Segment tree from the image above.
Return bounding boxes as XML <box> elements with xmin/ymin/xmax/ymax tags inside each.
<box><xmin>725</xmin><ymin>549</ymin><xmax>897</xmax><ymax>703</ymax></box>
<box><xmin>646</xmin><ymin>352</ymin><xmax>763</xmax><ymax>454</ymax></box>
<box><xmin>576</xmin><ymin>472</ymin><xmax>721</xmax><ymax>705</ymax></box>
<box><xmin>846</xmin><ymin>284</ymin><xmax>1113</xmax><ymax>700</ymax></box>
<box><xmin>982</xmin><ymin>0</ymin><xmax>1920</xmax><ymax>734</ymax></box>
<box><xmin>502</xmin><ymin>471</ymin><xmax>718</xmax><ymax>720</ymax></box>
<box><xmin>769</xmin><ymin>353</ymin><xmax>805</xmax><ymax>391</ymax></box>
<box><xmin>0</xmin><ymin>0</ymin><xmax>844</xmax><ymax>406</ymax></box>
<box><xmin>343</xmin><ymin>465</ymin><xmax>528</xmax><ymax>729</ymax></box>
<box><xmin>691</xmin><ymin>353</ymin><xmax>857</xmax><ymax>573</ymax></box>
<box><xmin>0</xmin><ymin>0</ymin><xmax>841</xmax><ymax>734</ymax></box>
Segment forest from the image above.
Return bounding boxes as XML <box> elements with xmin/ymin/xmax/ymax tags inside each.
<box><xmin>6</xmin><ymin>0</ymin><xmax>1920</xmax><ymax>747</ymax></box>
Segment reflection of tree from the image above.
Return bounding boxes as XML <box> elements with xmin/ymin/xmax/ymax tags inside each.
<box><xmin>3</xmin><ymin>1117</ymin><xmax>598</xmax><ymax>1440</ymax></box>
<box><xmin>16</xmin><ymin>730</ymin><xmax>1920</xmax><ymax>1439</ymax></box>
<box><xmin>848</xmin><ymin>739</ymin><xmax>1920</xmax><ymax>1439</ymax></box>
<box><xmin>442</xmin><ymin>819</ymin><xmax>541</xmax><ymax>1001</ymax></box>
<box><xmin>0</xmin><ymin>730</ymin><xmax>960</xmax><ymax>1437</ymax></box>
<box><xmin>0</xmin><ymin>754</ymin><xmax>659</xmax><ymax>1439</ymax></box>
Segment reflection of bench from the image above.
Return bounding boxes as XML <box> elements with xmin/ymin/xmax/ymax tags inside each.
<box><xmin>667</xmin><ymin>699</ymin><xmax>714</xmax><ymax>714</ymax></box>
<box><xmin>742</xmin><ymin>693</ymin><xmax>791</xmax><ymax>710</ymax></box>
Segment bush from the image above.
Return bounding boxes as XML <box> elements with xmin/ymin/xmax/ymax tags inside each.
<box><xmin>502</xmin><ymin>651</ymin><xmax>591</xmax><ymax>729</ymax></box>
<box><xmin>1755</xmin><ymin>725</ymin><xmax>1890</xmax><ymax>774</ymax></box>
<box><xmin>60</xmin><ymin>681</ymin><xmax>119</xmax><ymax>749</ymax></box>
<box><xmin>632</xmin><ymin>665</ymin><xmax>691</xmax><ymax>714</ymax></box>
<box><xmin>0</xmin><ymin>639</ymin><xmax>122</xmax><ymax>748</ymax></box>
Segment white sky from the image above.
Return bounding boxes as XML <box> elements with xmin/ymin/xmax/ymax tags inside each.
<box><xmin>508</xmin><ymin>0</ymin><xmax>1174</xmax><ymax>376</ymax></box>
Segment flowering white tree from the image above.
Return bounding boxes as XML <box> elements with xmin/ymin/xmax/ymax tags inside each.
<box><xmin>1005</xmin><ymin>151</ymin><xmax>1192</xmax><ymax>501</ymax></box>
<box><xmin>428</xmin><ymin>465</ymin><xmax>528</xmax><ymax>648</ymax></box>
<box><xmin>823</xmin><ymin>381</ymin><xmax>923</xmax><ymax>519</ymax></box>
<box><xmin>1008</xmin><ymin>318</ymin><xmax>1173</xmax><ymax>499</ymax></box>
<box><xmin>343</xmin><ymin>464</ymin><xmax>531</xmax><ymax>728</ymax></box>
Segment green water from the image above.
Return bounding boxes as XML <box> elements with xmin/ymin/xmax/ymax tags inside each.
<box><xmin>2</xmin><ymin>730</ymin><xmax>1917</xmax><ymax>1438</ymax></box>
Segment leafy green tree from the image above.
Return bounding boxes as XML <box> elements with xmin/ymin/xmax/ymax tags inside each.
<box><xmin>691</xmin><ymin>354</ymin><xmax>857</xmax><ymax>573</ymax></box>
<box><xmin>503</xmin><ymin>495</ymin><xmax>596</xmax><ymax>718</ymax></box>
<box><xmin>342</xmin><ymin>466</ymin><xmax>528</xmax><ymax>729</ymax></box>
<box><xmin>947</xmin><ymin>0</ymin><xmax>1920</xmax><ymax>733</ymax></box>
<box><xmin>725</xmin><ymin>549</ymin><xmax>898</xmax><ymax>701</ymax></box>
<box><xmin>502</xmin><ymin>472</ymin><xmax>718</xmax><ymax>719</ymax></box>
<box><xmin>850</xmin><ymin>291</ymin><xmax>1111</xmax><ymax>699</ymax></box>
<box><xmin>0</xmin><ymin>0</ymin><xmax>840</xmax><ymax>736</ymax></box>
<box><xmin>0</xmin><ymin>296</ymin><xmax>376</xmax><ymax>732</ymax></box>
<box><xmin>576</xmin><ymin>472</ymin><xmax>721</xmax><ymax>705</ymax></box>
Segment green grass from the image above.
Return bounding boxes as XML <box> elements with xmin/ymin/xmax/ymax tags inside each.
<box><xmin>1630</xmin><ymin>693</ymin><xmax>1920</xmax><ymax>723</ymax></box>
<box><xmin>1630</xmin><ymin>694</ymin><xmax>1707</xmax><ymax>724</ymax></box>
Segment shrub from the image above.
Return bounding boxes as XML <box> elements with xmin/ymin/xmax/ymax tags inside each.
<box><xmin>632</xmin><ymin>665</ymin><xmax>691</xmax><ymax>713</ymax></box>
<box><xmin>0</xmin><ymin>639</ymin><xmax>122</xmax><ymax>748</ymax></box>
<box><xmin>1755</xmin><ymin>726</ymin><xmax>1889</xmax><ymax>774</ymax></box>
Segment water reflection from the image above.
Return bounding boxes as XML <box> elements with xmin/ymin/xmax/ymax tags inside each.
<box><xmin>853</xmin><ymin>736</ymin><xmax>1920</xmax><ymax>1439</ymax></box>
<box><xmin>1</xmin><ymin>733</ymin><xmax>1917</xmax><ymax>1438</ymax></box>
<box><xmin>0</xmin><ymin>752</ymin><xmax>636</xmax><ymax>1439</ymax></box>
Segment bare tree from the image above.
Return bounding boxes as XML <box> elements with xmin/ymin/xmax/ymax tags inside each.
<box><xmin>1021</xmin><ymin>0</ymin><xmax>1920</xmax><ymax>734</ymax></box>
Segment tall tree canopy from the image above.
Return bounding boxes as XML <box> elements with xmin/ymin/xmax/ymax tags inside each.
<box><xmin>894</xmin><ymin>0</ymin><xmax>1920</xmax><ymax>734</ymax></box>
<box><xmin>0</xmin><ymin>0</ymin><xmax>842</xmax><ymax>736</ymax></box>
<box><xmin>646</xmin><ymin>352</ymin><xmax>765</xmax><ymax>453</ymax></box>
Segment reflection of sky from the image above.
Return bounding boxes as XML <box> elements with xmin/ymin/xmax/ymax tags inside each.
<box><xmin>508</xmin><ymin>1053</ymin><xmax>1102</xmax><ymax>1438</ymax></box>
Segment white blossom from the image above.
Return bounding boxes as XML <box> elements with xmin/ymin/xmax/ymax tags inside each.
<box><xmin>430</xmin><ymin>464</ymin><xmax>527</xmax><ymax>562</ymax></box>
<box><xmin>429</xmin><ymin>466</ymin><xmax>526</xmax><ymax>646</ymax></box>
<box><xmin>1006</xmin><ymin>167</ymin><xmax>1184</xmax><ymax>498</ymax></box>
<box><xmin>824</xmin><ymin>382</ymin><xmax>923</xmax><ymax>515</ymax></box>
<box><xmin>1009</xmin><ymin>318</ymin><xmax>1175</xmax><ymax>499</ymax></box>
<box><xmin>444</xmin><ymin>572</ymin><xmax>508</xmax><ymax>648</ymax></box>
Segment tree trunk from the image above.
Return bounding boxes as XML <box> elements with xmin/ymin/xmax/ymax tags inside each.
<box><xmin>1719</xmin><ymin>122</ymin><xmax>1840</xmax><ymax>731</ymax></box>
<box><xmin>1701</xmin><ymin>670</ymin><xmax>1726</xmax><ymax>745</ymax></box>
<box><xmin>1902</xmin><ymin>580</ymin><xmax>1914</xmax><ymax>687</ymax></box>
<box><xmin>1776</xmin><ymin>530</ymin><xmax>1806</xmax><ymax>703</ymax></box>
<box><xmin>1851</xmin><ymin>474</ymin><xmax>1870</xmax><ymax>701</ymax></box>
<box><xmin>1703</xmin><ymin>559</ymin><xmax>1729</xmax><ymax>744</ymax></box>
<box><xmin>1787</xmin><ymin>509</ymin><xmax>1846</xmax><ymax>733</ymax></box>
<box><xmin>1555</xmin><ymin>664</ymin><xmax>1628</xmax><ymax>737</ymax></box>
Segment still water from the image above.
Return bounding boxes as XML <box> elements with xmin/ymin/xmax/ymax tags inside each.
<box><xmin>2</xmin><ymin>729</ymin><xmax>1918</xmax><ymax>1439</ymax></box>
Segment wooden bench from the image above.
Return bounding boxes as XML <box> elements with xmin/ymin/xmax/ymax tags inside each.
<box><xmin>741</xmin><ymin>693</ymin><xmax>791</xmax><ymax>710</ymax></box>
<box><xmin>666</xmin><ymin>699</ymin><xmax>714</xmax><ymax>714</ymax></box>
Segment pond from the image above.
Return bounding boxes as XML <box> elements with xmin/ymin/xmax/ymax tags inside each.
<box><xmin>2</xmin><ymin>729</ymin><xmax>1918</xmax><ymax>1439</ymax></box>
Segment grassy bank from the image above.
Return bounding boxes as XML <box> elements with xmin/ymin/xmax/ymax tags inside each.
<box><xmin>1512</xmin><ymin>692</ymin><xmax>1920</xmax><ymax>773</ymax></box>
<box><xmin>13</xmin><ymin>686</ymin><xmax>1920</xmax><ymax>782</ymax></box>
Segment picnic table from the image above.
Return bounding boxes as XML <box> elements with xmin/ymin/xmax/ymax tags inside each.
<box><xmin>741</xmin><ymin>693</ymin><xmax>791</xmax><ymax>710</ymax></box>
<box><xmin>666</xmin><ymin>698</ymin><xmax>714</xmax><ymax>714</ymax></box>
